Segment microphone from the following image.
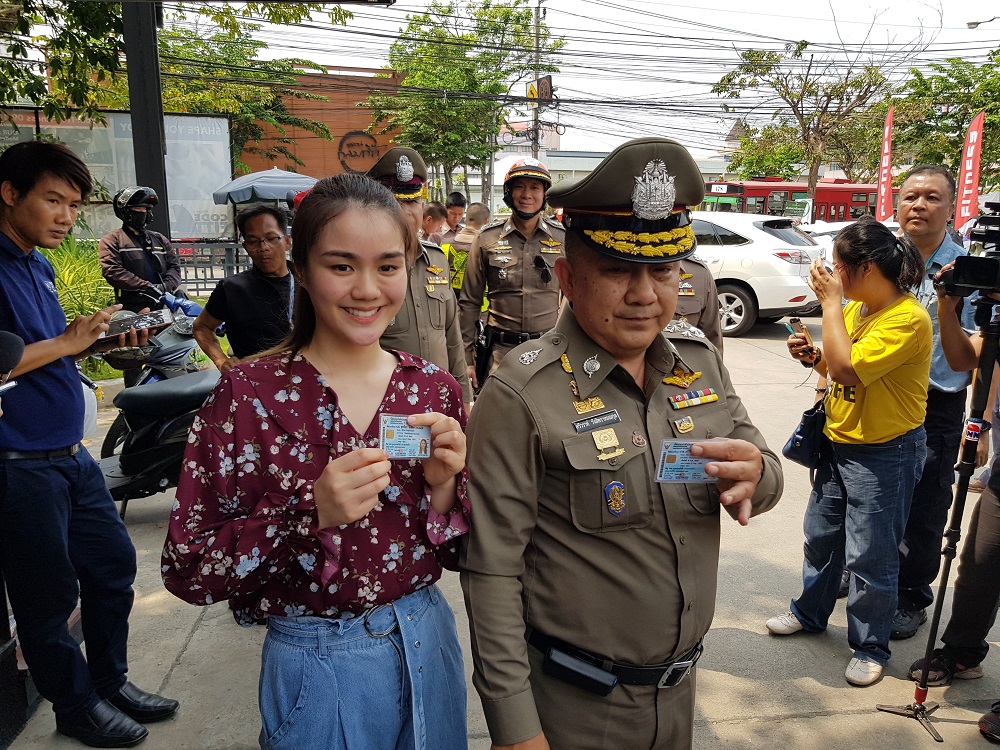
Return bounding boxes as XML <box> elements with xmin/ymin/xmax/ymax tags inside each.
<box><xmin>0</xmin><ymin>330</ymin><xmax>25</xmax><ymax>375</ymax></box>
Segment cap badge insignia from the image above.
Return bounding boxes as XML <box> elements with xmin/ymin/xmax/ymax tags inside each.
<box><xmin>519</xmin><ymin>349</ymin><xmax>541</xmax><ymax>365</ymax></box>
<box><xmin>593</xmin><ymin>428</ymin><xmax>625</xmax><ymax>461</ymax></box>
<box><xmin>583</xmin><ymin>354</ymin><xmax>601</xmax><ymax>378</ymax></box>
<box><xmin>396</xmin><ymin>155</ymin><xmax>414</xmax><ymax>182</ymax></box>
<box><xmin>605</xmin><ymin>480</ymin><xmax>626</xmax><ymax>517</ymax></box>
<box><xmin>632</xmin><ymin>160</ymin><xmax>676</xmax><ymax>220</ymax></box>
<box><xmin>663</xmin><ymin>366</ymin><xmax>701</xmax><ymax>388</ymax></box>
<box><xmin>674</xmin><ymin>416</ymin><xmax>695</xmax><ymax>434</ymax></box>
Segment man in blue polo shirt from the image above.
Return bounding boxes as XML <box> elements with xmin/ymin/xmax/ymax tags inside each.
<box><xmin>891</xmin><ymin>165</ymin><xmax>977</xmax><ymax>641</ymax></box>
<box><xmin>0</xmin><ymin>141</ymin><xmax>178</xmax><ymax>748</ymax></box>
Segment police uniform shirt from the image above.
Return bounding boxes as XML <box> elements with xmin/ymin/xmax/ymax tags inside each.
<box><xmin>673</xmin><ymin>257</ymin><xmax>723</xmax><ymax>352</ymax></box>
<box><xmin>460</xmin><ymin>306</ymin><xmax>782</xmax><ymax>744</ymax></box>
<box><xmin>381</xmin><ymin>240</ymin><xmax>473</xmax><ymax>402</ymax></box>
<box><xmin>458</xmin><ymin>216</ymin><xmax>566</xmax><ymax>364</ymax></box>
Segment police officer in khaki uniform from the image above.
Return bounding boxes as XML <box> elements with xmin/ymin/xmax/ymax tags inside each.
<box><xmin>461</xmin><ymin>137</ymin><xmax>783</xmax><ymax>750</ymax></box>
<box><xmin>668</xmin><ymin>256</ymin><xmax>723</xmax><ymax>352</ymax></box>
<box><xmin>459</xmin><ymin>159</ymin><xmax>566</xmax><ymax>388</ymax></box>
<box><xmin>367</xmin><ymin>148</ymin><xmax>473</xmax><ymax>407</ymax></box>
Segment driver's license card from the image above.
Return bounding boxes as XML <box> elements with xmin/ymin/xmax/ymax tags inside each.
<box><xmin>655</xmin><ymin>439</ymin><xmax>717</xmax><ymax>483</ymax></box>
<box><xmin>379</xmin><ymin>414</ymin><xmax>432</xmax><ymax>460</ymax></box>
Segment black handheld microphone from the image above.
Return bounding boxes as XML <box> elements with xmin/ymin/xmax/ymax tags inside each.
<box><xmin>0</xmin><ymin>330</ymin><xmax>25</xmax><ymax>395</ymax></box>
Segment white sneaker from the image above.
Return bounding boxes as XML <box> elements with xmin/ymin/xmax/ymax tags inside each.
<box><xmin>766</xmin><ymin>611</ymin><xmax>804</xmax><ymax>635</ymax></box>
<box><xmin>845</xmin><ymin>657</ymin><xmax>883</xmax><ymax>686</ymax></box>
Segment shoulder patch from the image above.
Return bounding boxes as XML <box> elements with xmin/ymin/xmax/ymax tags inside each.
<box><xmin>420</xmin><ymin>238</ymin><xmax>444</xmax><ymax>252</ymax></box>
<box><xmin>490</xmin><ymin>331</ymin><xmax>568</xmax><ymax>391</ymax></box>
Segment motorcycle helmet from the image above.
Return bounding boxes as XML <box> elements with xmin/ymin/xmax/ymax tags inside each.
<box><xmin>503</xmin><ymin>158</ymin><xmax>552</xmax><ymax>220</ymax></box>
<box><xmin>113</xmin><ymin>186</ymin><xmax>158</xmax><ymax>232</ymax></box>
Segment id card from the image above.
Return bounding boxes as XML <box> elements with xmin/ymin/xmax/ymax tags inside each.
<box><xmin>655</xmin><ymin>439</ymin><xmax>717</xmax><ymax>484</ymax></box>
<box><xmin>379</xmin><ymin>414</ymin><xmax>432</xmax><ymax>459</ymax></box>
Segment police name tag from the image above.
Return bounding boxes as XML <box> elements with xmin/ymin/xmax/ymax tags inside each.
<box><xmin>379</xmin><ymin>414</ymin><xmax>432</xmax><ymax>460</ymax></box>
<box><xmin>655</xmin><ymin>440</ymin><xmax>717</xmax><ymax>484</ymax></box>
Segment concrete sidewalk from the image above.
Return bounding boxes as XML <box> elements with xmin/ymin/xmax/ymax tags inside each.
<box><xmin>11</xmin><ymin>320</ymin><xmax>1000</xmax><ymax>749</ymax></box>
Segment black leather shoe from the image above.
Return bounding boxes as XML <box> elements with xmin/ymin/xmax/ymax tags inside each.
<box><xmin>106</xmin><ymin>682</ymin><xmax>179</xmax><ymax>723</ymax></box>
<box><xmin>56</xmin><ymin>700</ymin><xmax>148</xmax><ymax>748</ymax></box>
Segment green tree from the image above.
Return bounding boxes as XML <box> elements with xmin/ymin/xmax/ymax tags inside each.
<box><xmin>823</xmin><ymin>99</ymin><xmax>929</xmax><ymax>184</ymax></box>
<box><xmin>368</xmin><ymin>0</ymin><xmax>563</xmax><ymax>203</ymax></box>
<box><xmin>99</xmin><ymin>17</ymin><xmax>334</xmax><ymax>173</ymax></box>
<box><xmin>897</xmin><ymin>52</ymin><xmax>1000</xmax><ymax>190</ymax></box>
<box><xmin>713</xmin><ymin>32</ymin><xmax>927</xmax><ymax>197</ymax></box>
<box><xmin>727</xmin><ymin>121</ymin><xmax>805</xmax><ymax>180</ymax></box>
<box><xmin>1</xmin><ymin>2</ymin><xmax>348</xmax><ymax>125</ymax></box>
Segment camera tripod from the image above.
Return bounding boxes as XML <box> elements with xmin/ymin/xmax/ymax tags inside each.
<box><xmin>877</xmin><ymin>296</ymin><xmax>1000</xmax><ymax>742</ymax></box>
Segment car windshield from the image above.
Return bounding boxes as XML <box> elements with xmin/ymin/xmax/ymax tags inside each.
<box><xmin>755</xmin><ymin>220</ymin><xmax>817</xmax><ymax>246</ymax></box>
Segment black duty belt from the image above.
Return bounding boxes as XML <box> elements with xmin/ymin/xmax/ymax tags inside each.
<box><xmin>528</xmin><ymin>627</ymin><xmax>703</xmax><ymax>688</ymax></box>
<box><xmin>0</xmin><ymin>443</ymin><xmax>81</xmax><ymax>461</ymax></box>
<box><xmin>491</xmin><ymin>329</ymin><xmax>543</xmax><ymax>346</ymax></box>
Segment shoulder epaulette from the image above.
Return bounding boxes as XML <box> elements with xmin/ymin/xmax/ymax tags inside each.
<box><xmin>662</xmin><ymin>320</ymin><xmax>714</xmax><ymax>348</ymax></box>
<box><xmin>491</xmin><ymin>331</ymin><xmax>567</xmax><ymax>391</ymax></box>
<box><xmin>543</xmin><ymin>215</ymin><xmax>564</xmax><ymax>229</ymax></box>
<box><xmin>481</xmin><ymin>218</ymin><xmax>507</xmax><ymax>232</ymax></box>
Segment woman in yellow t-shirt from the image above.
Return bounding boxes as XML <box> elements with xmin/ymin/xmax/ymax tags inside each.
<box><xmin>766</xmin><ymin>217</ymin><xmax>932</xmax><ymax>687</ymax></box>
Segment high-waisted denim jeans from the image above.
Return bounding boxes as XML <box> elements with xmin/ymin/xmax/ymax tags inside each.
<box><xmin>791</xmin><ymin>426</ymin><xmax>927</xmax><ymax>664</ymax></box>
<box><xmin>258</xmin><ymin>585</ymin><xmax>467</xmax><ymax>750</ymax></box>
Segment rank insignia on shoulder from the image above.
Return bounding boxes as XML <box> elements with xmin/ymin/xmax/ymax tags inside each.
<box><xmin>663</xmin><ymin>366</ymin><xmax>702</xmax><ymax>388</ymax></box>
<box><xmin>605</xmin><ymin>480</ymin><xmax>626</xmax><ymax>517</ymax></box>
<box><xmin>519</xmin><ymin>349</ymin><xmax>542</xmax><ymax>365</ymax></box>
<box><xmin>674</xmin><ymin>416</ymin><xmax>695</xmax><ymax>434</ymax></box>
<box><xmin>664</xmin><ymin>320</ymin><xmax>707</xmax><ymax>339</ymax></box>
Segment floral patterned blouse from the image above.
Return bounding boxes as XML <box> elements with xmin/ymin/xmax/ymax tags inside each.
<box><xmin>161</xmin><ymin>350</ymin><xmax>470</xmax><ymax>626</ymax></box>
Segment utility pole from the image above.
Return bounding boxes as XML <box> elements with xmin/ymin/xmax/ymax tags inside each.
<box><xmin>531</xmin><ymin>0</ymin><xmax>542</xmax><ymax>159</ymax></box>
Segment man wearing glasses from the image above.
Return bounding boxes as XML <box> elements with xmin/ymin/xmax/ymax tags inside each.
<box><xmin>459</xmin><ymin>158</ymin><xmax>566</xmax><ymax>388</ymax></box>
<box><xmin>193</xmin><ymin>205</ymin><xmax>294</xmax><ymax>371</ymax></box>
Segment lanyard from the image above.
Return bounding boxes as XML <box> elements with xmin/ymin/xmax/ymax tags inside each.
<box><xmin>287</xmin><ymin>273</ymin><xmax>295</xmax><ymax>324</ymax></box>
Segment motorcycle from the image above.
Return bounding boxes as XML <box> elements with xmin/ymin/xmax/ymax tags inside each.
<box><xmin>99</xmin><ymin>291</ymin><xmax>209</xmax><ymax>458</ymax></box>
<box><xmin>97</xmin><ymin>369</ymin><xmax>220</xmax><ymax>519</ymax></box>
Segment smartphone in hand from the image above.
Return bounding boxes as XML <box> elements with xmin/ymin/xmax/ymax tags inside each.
<box><xmin>788</xmin><ymin>317</ymin><xmax>814</xmax><ymax>350</ymax></box>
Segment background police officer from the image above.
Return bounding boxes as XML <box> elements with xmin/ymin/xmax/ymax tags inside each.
<box><xmin>670</xmin><ymin>255</ymin><xmax>723</xmax><ymax>352</ymax></box>
<box><xmin>461</xmin><ymin>137</ymin><xmax>782</xmax><ymax>750</ymax></box>
<box><xmin>367</xmin><ymin>147</ymin><xmax>473</xmax><ymax>409</ymax></box>
<box><xmin>459</xmin><ymin>159</ymin><xmax>566</xmax><ymax>388</ymax></box>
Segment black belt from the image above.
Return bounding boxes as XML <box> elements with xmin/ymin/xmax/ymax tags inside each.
<box><xmin>528</xmin><ymin>628</ymin><xmax>703</xmax><ymax>688</ymax></box>
<box><xmin>492</xmin><ymin>329</ymin><xmax>543</xmax><ymax>346</ymax></box>
<box><xmin>0</xmin><ymin>443</ymin><xmax>81</xmax><ymax>461</ymax></box>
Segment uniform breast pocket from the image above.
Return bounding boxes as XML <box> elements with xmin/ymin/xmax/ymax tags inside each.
<box><xmin>563</xmin><ymin>433</ymin><xmax>653</xmax><ymax>533</ymax></box>
<box><xmin>486</xmin><ymin>251</ymin><xmax>521</xmax><ymax>290</ymax></box>
<box><xmin>670</xmin><ymin>406</ymin><xmax>735</xmax><ymax>514</ymax></box>
<box><xmin>425</xmin><ymin>286</ymin><xmax>450</xmax><ymax>329</ymax></box>
<box><xmin>674</xmin><ymin>296</ymin><xmax>701</xmax><ymax>319</ymax></box>
<box><xmin>532</xmin><ymin>254</ymin><xmax>558</xmax><ymax>290</ymax></box>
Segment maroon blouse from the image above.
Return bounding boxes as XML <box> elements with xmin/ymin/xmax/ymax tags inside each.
<box><xmin>161</xmin><ymin>351</ymin><xmax>470</xmax><ymax>626</ymax></box>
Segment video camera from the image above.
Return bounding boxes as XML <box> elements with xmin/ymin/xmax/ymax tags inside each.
<box><xmin>935</xmin><ymin>201</ymin><xmax>1000</xmax><ymax>297</ymax></box>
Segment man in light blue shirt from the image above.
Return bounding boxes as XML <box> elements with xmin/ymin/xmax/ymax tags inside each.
<box><xmin>892</xmin><ymin>165</ymin><xmax>976</xmax><ymax>640</ymax></box>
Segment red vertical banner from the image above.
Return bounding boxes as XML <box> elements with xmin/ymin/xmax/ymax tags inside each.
<box><xmin>875</xmin><ymin>106</ymin><xmax>894</xmax><ymax>222</ymax></box>
<box><xmin>956</xmin><ymin>110</ymin><xmax>986</xmax><ymax>234</ymax></box>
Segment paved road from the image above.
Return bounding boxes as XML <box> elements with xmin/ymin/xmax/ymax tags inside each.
<box><xmin>11</xmin><ymin>318</ymin><xmax>999</xmax><ymax>749</ymax></box>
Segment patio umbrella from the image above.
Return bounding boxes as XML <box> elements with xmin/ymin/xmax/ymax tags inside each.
<box><xmin>212</xmin><ymin>167</ymin><xmax>318</xmax><ymax>205</ymax></box>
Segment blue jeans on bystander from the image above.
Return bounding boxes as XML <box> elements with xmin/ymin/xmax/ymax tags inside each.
<box><xmin>791</xmin><ymin>426</ymin><xmax>927</xmax><ymax>665</ymax></box>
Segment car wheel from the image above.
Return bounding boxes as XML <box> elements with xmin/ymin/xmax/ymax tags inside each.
<box><xmin>717</xmin><ymin>284</ymin><xmax>758</xmax><ymax>337</ymax></box>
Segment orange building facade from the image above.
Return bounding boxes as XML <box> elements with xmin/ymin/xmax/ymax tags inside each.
<box><xmin>239</xmin><ymin>66</ymin><xmax>404</xmax><ymax>178</ymax></box>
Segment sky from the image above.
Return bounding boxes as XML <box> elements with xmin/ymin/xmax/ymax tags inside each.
<box><xmin>200</xmin><ymin>0</ymin><xmax>1000</xmax><ymax>157</ymax></box>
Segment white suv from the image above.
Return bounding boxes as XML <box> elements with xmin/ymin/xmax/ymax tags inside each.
<box><xmin>690</xmin><ymin>211</ymin><xmax>819</xmax><ymax>336</ymax></box>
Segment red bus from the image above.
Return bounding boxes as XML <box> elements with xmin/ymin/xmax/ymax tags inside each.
<box><xmin>700</xmin><ymin>177</ymin><xmax>900</xmax><ymax>223</ymax></box>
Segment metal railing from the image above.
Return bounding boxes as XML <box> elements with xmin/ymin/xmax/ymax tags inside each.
<box><xmin>175</xmin><ymin>241</ymin><xmax>252</xmax><ymax>298</ymax></box>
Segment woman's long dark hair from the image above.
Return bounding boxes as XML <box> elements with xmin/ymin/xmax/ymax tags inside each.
<box><xmin>833</xmin><ymin>216</ymin><xmax>924</xmax><ymax>293</ymax></box>
<box><xmin>259</xmin><ymin>173</ymin><xmax>417</xmax><ymax>360</ymax></box>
